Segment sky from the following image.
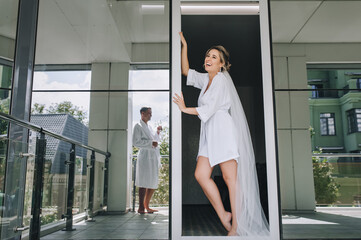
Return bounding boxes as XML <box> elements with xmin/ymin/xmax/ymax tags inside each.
<box><xmin>32</xmin><ymin>69</ymin><xmax>169</xmax><ymax>129</ymax></box>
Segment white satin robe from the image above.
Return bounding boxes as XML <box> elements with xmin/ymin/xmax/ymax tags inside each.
<box><xmin>133</xmin><ymin>120</ymin><xmax>160</xmax><ymax>189</ymax></box>
<box><xmin>187</xmin><ymin>69</ymin><xmax>240</xmax><ymax>167</ymax></box>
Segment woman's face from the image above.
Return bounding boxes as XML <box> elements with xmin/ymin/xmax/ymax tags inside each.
<box><xmin>204</xmin><ymin>49</ymin><xmax>224</xmax><ymax>73</ymax></box>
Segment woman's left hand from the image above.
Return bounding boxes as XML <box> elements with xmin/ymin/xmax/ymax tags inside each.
<box><xmin>173</xmin><ymin>92</ymin><xmax>186</xmax><ymax>112</ymax></box>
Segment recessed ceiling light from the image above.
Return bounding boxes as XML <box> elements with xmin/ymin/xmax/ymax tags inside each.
<box><xmin>141</xmin><ymin>4</ymin><xmax>165</xmax><ymax>15</ymax></box>
<box><xmin>181</xmin><ymin>2</ymin><xmax>259</xmax><ymax>15</ymax></box>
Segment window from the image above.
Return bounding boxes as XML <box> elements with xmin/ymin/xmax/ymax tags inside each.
<box><xmin>357</xmin><ymin>78</ymin><xmax>361</xmax><ymax>89</ymax></box>
<box><xmin>311</xmin><ymin>84</ymin><xmax>324</xmax><ymax>98</ymax></box>
<box><xmin>347</xmin><ymin>109</ymin><xmax>361</xmax><ymax>133</ymax></box>
<box><xmin>320</xmin><ymin>113</ymin><xmax>336</xmax><ymax>136</ymax></box>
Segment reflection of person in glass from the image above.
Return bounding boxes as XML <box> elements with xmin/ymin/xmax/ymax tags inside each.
<box><xmin>173</xmin><ymin>32</ymin><xmax>269</xmax><ymax>237</ymax></box>
<box><xmin>133</xmin><ymin>107</ymin><xmax>162</xmax><ymax>214</ymax></box>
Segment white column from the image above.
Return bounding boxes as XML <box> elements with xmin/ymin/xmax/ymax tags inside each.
<box><xmin>274</xmin><ymin>55</ymin><xmax>316</xmax><ymax>211</ymax></box>
<box><xmin>89</xmin><ymin>62</ymin><xmax>131</xmax><ymax>212</ymax></box>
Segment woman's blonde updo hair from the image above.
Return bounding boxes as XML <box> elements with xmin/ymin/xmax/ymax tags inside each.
<box><xmin>206</xmin><ymin>45</ymin><xmax>231</xmax><ymax>72</ymax></box>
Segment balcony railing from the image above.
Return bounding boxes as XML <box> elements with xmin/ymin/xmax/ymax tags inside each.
<box><xmin>0</xmin><ymin>112</ymin><xmax>110</xmax><ymax>240</ymax></box>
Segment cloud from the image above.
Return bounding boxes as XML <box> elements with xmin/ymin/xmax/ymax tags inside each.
<box><xmin>32</xmin><ymin>70</ymin><xmax>169</xmax><ymax>129</ymax></box>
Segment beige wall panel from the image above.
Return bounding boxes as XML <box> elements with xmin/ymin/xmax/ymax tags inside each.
<box><xmin>0</xmin><ymin>36</ymin><xmax>15</xmax><ymax>60</ymax></box>
<box><xmin>88</xmin><ymin>92</ymin><xmax>109</xmax><ymax>130</ymax></box>
<box><xmin>292</xmin><ymin>130</ymin><xmax>315</xmax><ymax>211</ymax></box>
<box><xmin>131</xmin><ymin>43</ymin><xmax>169</xmax><ymax>63</ymax></box>
<box><xmin>110</xmin><ymin>62</ymin><xmax>129</xmax><ymax>90</ymax></box>
<box><xmin>288</xmin><ymin>57</ymin><xmax>308</xmax><ymax>89</ymax></box>
<box><xmin>91</xmin><ymin>63</ymin><xmax>110</xmax><ymax>90</ymax></box>
<box><xmin>275</xmin><ymin>91</ymin><xmax>291</xmax><ymax>129</ymax></box>
<box><xmin>273</xmin><ymin>57</ymin><xmax>289</xmax><ymax>89</ymax></box>
<box><xmin>107</xmin><ymin>130</ymin><xmax>129</xmax><ymax>211</ymax></box>
<box><xmin>277</xmin><ymin>130</ymin><xmax>296</xmax><ymax>210</ymax></box>
<box><xmin>290</xmin><ymin>91</ymin><xmax>310</xmax><ymax>129</ymax></box>
<box><xmin>108</xmin><ymin>92</ymin><xmax>128</xmax><ymax>130</ymax></box>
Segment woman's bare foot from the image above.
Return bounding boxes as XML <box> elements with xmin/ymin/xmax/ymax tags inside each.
<box><xmin>227</xmin><ymin>230</ymin><xmax>238</xmax><ymax>236</ymax></box>
<box><xmin>221</xmin><ymin>211</ymin><xmax>232</xmax><ymax>232</ymax></box>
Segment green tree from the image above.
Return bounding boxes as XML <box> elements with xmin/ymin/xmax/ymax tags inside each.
<box><xmin>31</xmin><ymin>101</ymin><xmax>87</xmax><ymax>124</ymax></box>
<box><xmin>31</xmin><ymin>103</ymin><xmax>45</xmax><ymax>114</ymax></box>
<box><xmin>0</xmin><ymin>97</ymin><xmax>10</xmax><ymax>134</ymax></box>
<box><xmin>47</xmin><ymin>101</ymin><xmax>87</xmax><ymax>124</ymax></box>
<box><xmin>312</xmin><ymin>152</ymin><xmax>340</xmax><ymax>204</ymax></box>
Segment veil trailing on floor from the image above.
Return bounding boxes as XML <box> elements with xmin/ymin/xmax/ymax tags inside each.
<box><xmin>223</xmin><ymin>71</ymin><xmax>270</xmax><ymax>237</ymax></box>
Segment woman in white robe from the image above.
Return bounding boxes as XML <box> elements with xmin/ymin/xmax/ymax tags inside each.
<box><xmin>173</xmin><ymin>32</ymin><xmax>269</xmax><ymax>237</ymax></box>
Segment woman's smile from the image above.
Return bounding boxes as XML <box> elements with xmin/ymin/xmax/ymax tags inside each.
<box><xmin>204</xmin><ymin>49</ymin><xmax>223</xmax><ymax>73</ymax></box>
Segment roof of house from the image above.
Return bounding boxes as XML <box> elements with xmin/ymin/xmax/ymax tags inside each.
<box><xmin>30</xmin><ymin>114</ymin><xmax>88</xmax><ymax>174</ymax></box>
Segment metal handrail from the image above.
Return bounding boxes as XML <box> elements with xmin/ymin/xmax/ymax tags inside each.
<box><xmin>0</xmin><ymin>111</ymin><xmax>110</xmax><ymax>157</ymax></box>
<box><xmin>313</xmin><ymin>153</ymin><xmax>361</xmax><ymax>158</ymax></box>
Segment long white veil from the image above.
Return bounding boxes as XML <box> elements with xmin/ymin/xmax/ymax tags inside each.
<box><xmin>223</xmin><ymin>71</ymin><xmax>270</xmax><ymax>237</ymax></box>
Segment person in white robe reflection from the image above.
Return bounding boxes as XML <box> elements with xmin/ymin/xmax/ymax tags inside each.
<box><xmin>133</xmin><ymin>107</ymin><xmax>162</xmax><ymax>214</ymax></box>
<box><xmin>173</xmin><ymin>32</ymin><xmax>269</xmax><ymax>237</ymax></box>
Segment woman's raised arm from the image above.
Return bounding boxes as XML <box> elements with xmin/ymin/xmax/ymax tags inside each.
<box><xmin>180</xmin><ymin>32</ymin><xmax>189</xmax><ymax>76</ymax></box>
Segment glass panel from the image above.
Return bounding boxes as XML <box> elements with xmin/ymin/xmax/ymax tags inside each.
<box><xmin>282</xmin><ymin>155</ymin><xmax>361</xmax><ymax>239</ymax></box>
<box><xmin>277</xmin><ymin>85</ymin><xmax>361</xmax><ymax>239</ymax></box>
<box><xmin>0</xmin><ymin>90</ymin><xmax>11</xmax><ymax>135</ymax></box>
<box><xmin>31</xmin><ymin>92</ymin><xmax>90</xmax><ymax>128</ymax></box>
<box><xmin>0</xmin><ymin>126</ymin><xmax>29</xmax><ymax>239</ymax></box>
<box><xmin>0</xmin><ymin>0</ymin><xmax>18</xmax><ymax>61</ymax></box>
<box><xmin>22</xmin><ymin>131</ymin><xmax>36</xmax><ymax>229</ymax></box>
<box><xmin>0</xmin><ymin>0</ymin><xmax>17</xmax><ymax>232</ymax></box>
<box><xmin>129</xmin><ymin>69</ymin><xmax>169</xmax><ymax>90</ymax></box>
<box><xmin>34</xmin><ymin>0</ymin><xmax>170</xmax><ymax>238</ymax></box>
<box><xmin>0</xmin><ymin>64</ymin><xmax>12</xmax><ymax>89</ymax></box>
<box><xmin>33</xmin><ymin>70</ymin><xmax>91</xmax><ymax>91</ymax></box>
<box><xmin>41</xmin><ymin>137</ymin><xmax>70</xmax><ymax>226</ymax></box>
<box><xmin>73</xmin><ymin>150</ymin><xmax>88</xmax><ymax>216</ymax></box>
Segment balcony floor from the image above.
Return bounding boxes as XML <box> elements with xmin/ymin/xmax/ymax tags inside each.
<box><xmin>41</xmin><ymin>207</ymin><xmax>169</xmax><ymax>240</ymax></box>
<box><xmin>41</xmin><ymin>207</ymin><xmax>361</xmax><ymax>239</ymax></box>
<box><xmin>282</xmin><ymin>207</ymin><xmax>361</xmax><ymax>239</ymax></box>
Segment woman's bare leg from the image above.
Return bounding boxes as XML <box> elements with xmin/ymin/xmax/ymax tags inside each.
<box><xmin>220</xmin><ymin>160</ymin><xmax>238</xmax><ymax>236</ymax></box>
<box><xmin>195</xmin><ymin>156</ymin><xmax>232</xmax><ymax>231</ymax></box>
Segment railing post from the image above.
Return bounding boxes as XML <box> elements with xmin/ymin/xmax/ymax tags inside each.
<box><xmin>86</xmin><ymin>151</ymin><xmax>96</xmax><ymax>222</ymax></box>
<box><xmin>132</xmin><ymin>157</ymin><xmax>136</xmax><ymax>212</ymax></box>
<box><xmin>63</xmin><ymin>144</ymin><xmax>76</xmax><ymax>231</ymax></box>
<box><xmin>29</xmin><ymin>133</ymin><xmax>46</xmax><ymax>240</ymax></box>
<box><xmin>103</xmin><ymin>156</ymin><xmax>109</xmax><ymax>207</ymax></box>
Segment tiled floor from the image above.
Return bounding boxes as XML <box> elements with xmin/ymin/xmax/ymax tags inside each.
<box><xmin>41</xmin><ymin>208</ymin><xmax>168</xmax><ymax>240</ymax></box>
<box><xmin>282</xmin><ymin>207</ymin><xmax>361</xmax><ymax>239</ymax></box>
<box><xmin>42</xmin><ymin>207</ymin><xmax>361</xmax><ymax>239</ymax></box>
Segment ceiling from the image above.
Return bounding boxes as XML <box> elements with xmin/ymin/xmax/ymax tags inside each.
<box><xmin>0</xmin><ymin>0</ymin><xmax>360</xmax><ymax>63</ymax></box>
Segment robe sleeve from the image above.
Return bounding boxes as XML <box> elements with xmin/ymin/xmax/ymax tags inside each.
<box><xmin>133</xmin><ymin>124</ymin><xmax>153</xmax><ymax>149</ymax></box>
<box><xmin>196</xmin><ymin>76</ymin><xmax>226</xmax><ymax>123</ymax></box>
<box><xmin>187</xmin><ymin>69</ymin><xmax>208</xmax><ymax>89</ymax></box>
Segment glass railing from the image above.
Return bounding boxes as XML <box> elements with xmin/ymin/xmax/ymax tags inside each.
<box><xmin>312</xmin><ymin>154</ymin><xmax>361</xmax><ymax>207</ymax></box>
<box><xmin>0</xmin><ymin>112</ymin><xmax>110</xmax><ymax>240</ymax></box>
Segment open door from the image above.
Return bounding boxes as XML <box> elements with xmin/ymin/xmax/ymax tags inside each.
<box><xmin>171</xmin><ymin>1</ymin><xmax>280</xmax><ymax>239</ymax></box>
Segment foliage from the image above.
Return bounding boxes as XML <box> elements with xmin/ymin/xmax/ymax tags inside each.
<box><xmin>41</xmin><ymin>212</ymin><xmax>57</xmax><ymax>225</ymax></box>
<box><xmin>312</xmin><ymin>151</ymin><xmax>340</xmax><ymax>204</ymax></box>
<box><xmin>309</xmin><ymin>126</ymin><xmax>315</xmax><ymax>138</ymax></box>
<box><xmin>32</xmin><ymin>101</ymin><xmax>87</xmax><ymax>124</ymax></box>
<box><xmin>31</xmin><ymin>103</ymin><xmax>45</xmax><ymax>114</ymax></box>
<box><xmin>0</xmin><ymin>97</ymin><xmax>10</xmax><ymax>134</ymax></box>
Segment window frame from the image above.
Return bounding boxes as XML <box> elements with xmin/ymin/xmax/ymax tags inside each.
<box><xmin>320</xmin><ymin>113</ymin><xmax>336</xmax><ymax>136</ymax></box>
<box><xmin>347</xmin><ymin>109</ymin><xmax>361</xmax><ymax>133</ymax></box>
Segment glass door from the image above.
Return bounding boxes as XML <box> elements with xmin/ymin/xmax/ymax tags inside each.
<box><xmin>171</xmin><ymin>0</ymin><xmax>280</xmax><ymax>239</ymax></box>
